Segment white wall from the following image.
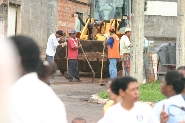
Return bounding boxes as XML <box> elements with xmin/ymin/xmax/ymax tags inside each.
<box><xmin>145</xmin><ymin>1</ymin><xmax>177</xmax><ymax>16</ymax></box>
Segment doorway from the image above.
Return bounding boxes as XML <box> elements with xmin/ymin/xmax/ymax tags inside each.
<box><xmin>7</xmin><ymin>4</ymin><xmax>20</xmax><ymax>37</ymax></box>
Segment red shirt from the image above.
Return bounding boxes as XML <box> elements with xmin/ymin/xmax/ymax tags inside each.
<box><xmin>68</xmin><ymin>37</ymin><xmax>78</xmax><ymax>59</ymax></box>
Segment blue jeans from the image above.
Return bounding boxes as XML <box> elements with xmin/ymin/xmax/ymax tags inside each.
<box><xmin>46</xmin><ymin>55</ymin><xmax>54</xmax><ymax>63</ymax></box>
<box><xmin>109</xmin><ymin>58</ymin><xmax>118</xmax><ymax>79</ymax></box>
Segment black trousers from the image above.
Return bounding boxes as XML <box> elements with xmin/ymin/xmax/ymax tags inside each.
<box><xmin>68</xmin><ymin>59</ymin><xmax>79</xmax><ymax>80</ymax></box>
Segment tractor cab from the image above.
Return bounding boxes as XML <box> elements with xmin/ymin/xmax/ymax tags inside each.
<box><xmin>93</xmin><ymin>0</ymin><xmax>130</xmax><ymax>21</ymax></box>
<box><xmin>79</xmin><ymin>0</ymin><xmax>132</xmax><ymax>41</ymax></box>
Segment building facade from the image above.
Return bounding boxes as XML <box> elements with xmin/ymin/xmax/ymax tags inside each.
<box><xmin>0</xmin><ymin>0</ymin><xmax>58</xmax><ymax>52</ymax></box>
<box><xmin>57</xmin><ymin>0</ymin><xmax>178</xmax><ymax>41</ymax></box>
<box><xmin>0</xmin><ymin>0</ymin><xmax>21</xmax><ymax>38</ymax></box>
<box><xmin>58</xmin><ymin>0</ymin><xmax>90</xmax><ymax>33</ymax></box>
<box><xmin>0</xmin><ymin>0</ymin><xmax>178</xmax><ymax>52</ymax></box>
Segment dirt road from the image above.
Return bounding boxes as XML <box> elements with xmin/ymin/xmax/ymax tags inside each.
<box><xmin>50</xmin><ymin>71</ymin><xmax>107</xmax><ymax>123</ymax></box>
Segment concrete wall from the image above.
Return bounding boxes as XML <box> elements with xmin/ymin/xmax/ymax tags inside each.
<box><xmin>21</xmin><ymin>0</ymin><xmax>58</xmax><ymax>51</ymax></box>
<box><xmin>0</xmin><ymin>0</ymin><xmax>8</xmax><ymax>37</ymax></box>
<box><xmin>144</xmin><ymin>0</ymin><xmax>177</xmax><ymax>40</ymax></box>
<box><xmin>144</xmin><ymin>15</ymin><xmax>177</xmax><ymax>40</ymax></box>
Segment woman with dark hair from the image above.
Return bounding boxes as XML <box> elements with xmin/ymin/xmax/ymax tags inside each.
<box><xmin>101</xmin><ymin>76</ymin><xmax>161</xmax><ymax>123</ymax></box>
<box><xmin>9</xmin><ymin>35</ymin><xmax>67</xmax><ymax>123</ymax></box>
<box><xmin>37</xmin><ymin>60</ymin><xmax>57</xmax><ymax>86</ymax></box>
<box><xmin>103</xmin><ymin>80</ymin><xmax>122</xmax><ymax>113</ymax></box>
<box><xmin>153</xmin><ymin>71</ymin><xmax>185</xmax><ymax>123</ymax></box>
<box><xmin>98</xmin><ymin>80</ymin><xmax>122</xmax><ymax>123</ymax></box>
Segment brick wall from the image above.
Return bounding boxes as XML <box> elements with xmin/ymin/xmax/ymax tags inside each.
<box><xmin>58</xmin><ymin>0</ymin><xmax>89</xmax><ymax>33</ymax></box>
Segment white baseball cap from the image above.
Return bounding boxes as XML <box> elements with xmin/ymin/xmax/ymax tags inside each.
<box><xmin>125</xmin><ymin>28</ymin><xmax>131</xmax><ymax>33</ymax></box>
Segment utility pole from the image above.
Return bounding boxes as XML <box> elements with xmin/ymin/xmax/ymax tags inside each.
<box><xmin>176</xmin><ymin>0</ymin><xmax>185</xmax><ymax>68</ymax></box>
<box><xmin>130</xmin><ymin>0</ymin><xmax>144</xmax><ymax>83</ymax></box>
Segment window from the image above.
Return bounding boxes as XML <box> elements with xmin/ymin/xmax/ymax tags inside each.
<box><xmin>75</xmin><ymin>12</ymin><xmax>83</xmax><ymax>32</ymax></box>
<box><xmin>94</xmin><ymin>0</ymin><xmax>132</xmax><ymax>21</ymax></box>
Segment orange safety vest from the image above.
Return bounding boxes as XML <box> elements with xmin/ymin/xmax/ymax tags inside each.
<box><xmin>107</xmin><ymin>34</ymin><xmax>120</xmax><ymax>59</ymax></box>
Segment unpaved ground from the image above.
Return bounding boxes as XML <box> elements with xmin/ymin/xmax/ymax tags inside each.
<box><xmin>50</xmin><ymin>71</ymin><xmax>107</xmax><ymax>123</ymax></box>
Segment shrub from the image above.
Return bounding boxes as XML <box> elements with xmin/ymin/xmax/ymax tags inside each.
<box><xmin>98</xmin><ymin>81</ymin><xmax>166</xmax><ymax>102</ymax></box>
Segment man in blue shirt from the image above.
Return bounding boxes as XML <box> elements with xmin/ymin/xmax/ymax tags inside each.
<box><xmin>153</xmin><ymin>71</ymin><xmax>185</xmax><ymax>123</ymax></box>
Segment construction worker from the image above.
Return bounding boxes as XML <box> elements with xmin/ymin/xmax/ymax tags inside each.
<box><xmin>120</xmin><ymin>28</ymin><xmax>131</xmax><ymax>76</ymax></box>
<box><xmin>106</xmin><ymin>27</ymin><xmax>120</xmax><ymax>79</ymax></box>
<box><xmin>68</xmin><ymin>30</ymin><xmax>82</xmax><ymax>82</ymax></box>
<box><xmin>46</xmin><ymin>30</ymin><xmax>66</xmax><ymax>63</ymax></box>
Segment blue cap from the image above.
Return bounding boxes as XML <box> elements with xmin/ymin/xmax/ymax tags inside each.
<box><xmin>71</xmin><ymin>30</ymin><xmax>77</xmax><ymax>34</ymax></box>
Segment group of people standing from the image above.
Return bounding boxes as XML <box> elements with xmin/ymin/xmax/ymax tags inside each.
<box><xmin>45</xmin><ymin>30</ymin><xmax>82</xmax><ymax>82</ymax></box>
<box><xmin>1</xmin><ymin>27</ymin><xmax>185</xmax><ymax>123</ymax></box>
<box><xmin>97</xmin><ymin>68</ymin><xmax>185</xmax><ymax>123</ymax></box>
<box><xmin>45</xmin><ymin>24</ymin><xmax>132</xmax><ymax>82</ymax></box>
<box><xmin>105</xmin><ymin>26</ymin><xmax>131</xmax><ymax>79</ymax></box>
<box><xmin>98</xmin><ymin>27</ymin><xmax>185</xmax><ymax>122</ymax></box>
<box><xmin>43</xmin><ymin>27</ymin><xmax>185</xmax><ymax>123</ymax></box>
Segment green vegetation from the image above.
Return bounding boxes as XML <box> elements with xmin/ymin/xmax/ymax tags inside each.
<box><xmin>98</xmin><ymin>81</ymin><xmax>166</xmax><ymax>102</ymax></box>
<box><xmin>99</xmin><ymin>90</ymin><xmax>109</xmax><ymax>99</ymax></box>
<box><xmin>139</xmin><ymin>81</ymin><xmax>166</xmax><ymax>102</ymax></box>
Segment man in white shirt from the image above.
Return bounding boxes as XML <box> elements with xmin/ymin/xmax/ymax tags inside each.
<box><xmin>120</xmin><ymin>28</ymin><xmax>131</xmax><ymax>76</ymax></box>
<box><xmin>103</xmin><ymin>102</ymin><xmax>160</xmax><ymax>123</ymax></box>
<box><xmin>9</xmin><ymin>35</ymin><xmax>68</xmax><ymax>123</ymax></box>
<box><xmin>99</xmin><ymin>76</ymin><xmax>161</xmax><ymax>123</ymax></box>
<box><xmin>46</xmin><ymin>30</ymin><xmax>66</xmax><ymax>62</ymax></box>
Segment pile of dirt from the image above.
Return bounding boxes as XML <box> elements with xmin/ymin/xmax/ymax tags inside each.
<box><xmin>78</xmin><ymin>52</ymin><xmax>108</xmax><ymax>61</ymax></box>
